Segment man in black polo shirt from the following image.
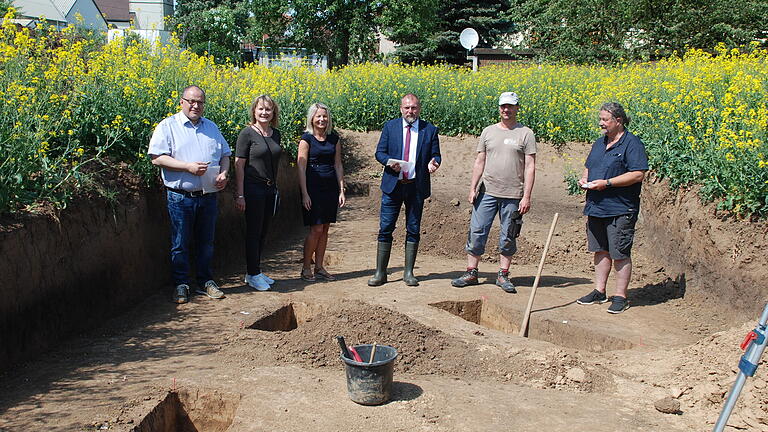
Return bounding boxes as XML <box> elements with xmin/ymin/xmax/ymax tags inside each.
<box><xmin>575</xmin><ymin>102</ymin><xmax>649</xmax><ymax>314</ymax></box>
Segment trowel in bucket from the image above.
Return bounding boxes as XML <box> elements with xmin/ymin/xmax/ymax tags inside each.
<box><xmin>336</xmin><ymin>336</ymin><xmax>352</xmax><ymax>359</ymax></box>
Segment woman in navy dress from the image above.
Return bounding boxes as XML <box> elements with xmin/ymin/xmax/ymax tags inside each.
<box><xmin>297</xmin><ymin>103</ymin><xmax>346</xmax><ymax>281</ymax></box>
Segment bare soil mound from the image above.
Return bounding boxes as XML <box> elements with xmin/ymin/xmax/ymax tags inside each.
<box><xmin>222</xmin><ymin>299</ymin><xmax>608</xmax><ymax>393</ymax></box>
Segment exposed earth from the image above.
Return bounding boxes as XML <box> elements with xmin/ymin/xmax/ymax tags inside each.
<box><xmin>1</xmin><ymin>130</ymin><xmax>767</xmax><ymax>431</ymax></box>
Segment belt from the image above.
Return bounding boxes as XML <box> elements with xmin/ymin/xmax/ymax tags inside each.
<box><xmin>166</xmin><ymin>187</ymin><xmax>214</xmax><ymax>197</ymax></box>
<box><xmin>398</xmin><ymin>178</ymin><xmax>416</xmax><ymax>184</ymax></box>
<box><xmin>252</xmin><ymin>177</ymin><xmax>275</xmax><ymax>186</ymax></box>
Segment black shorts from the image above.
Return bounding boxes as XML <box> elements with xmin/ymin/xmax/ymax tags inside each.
<box><xmin>586</xmin><ymin>214</ymin><xmax>638</xmax><ymax>260</ymax></box>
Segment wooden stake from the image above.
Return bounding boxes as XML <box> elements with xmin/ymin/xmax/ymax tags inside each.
<box><xmin>369</xmin><ymin>343</ymin><xmax>377</xmax><ymax>364</ymax></box>
<box><xmin>519</xmin><ymin>213</ymin><xmax>559</xmax><ymax>337</ymax></box>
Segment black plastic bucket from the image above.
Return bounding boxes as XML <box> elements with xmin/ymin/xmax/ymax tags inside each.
<box><xmin>340</xmin><ymin>344</ymin><xmax>398</xmax><ymax>405</ymax></box>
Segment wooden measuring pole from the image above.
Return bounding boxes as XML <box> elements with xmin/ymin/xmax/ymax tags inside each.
<box><xmin>519</xmin><ymin>213</ymin><xmax>559</xmax><ymax>337</ymax></box>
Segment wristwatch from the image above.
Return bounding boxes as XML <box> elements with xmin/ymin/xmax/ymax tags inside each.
<box><xmin>606</xmin><ymin>179</ymin><xmax>613</xmax><ymax>188</ymax></box>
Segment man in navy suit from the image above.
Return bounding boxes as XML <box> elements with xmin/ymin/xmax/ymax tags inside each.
<box><xmin>368</xmin><ymin>94</ymin><xmax>441</xmax><ymax>287</ymax></box>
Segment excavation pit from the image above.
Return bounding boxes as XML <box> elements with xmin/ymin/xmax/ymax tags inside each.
<box><xmin>429</xmin><ymin>299</ymin><xmax>634</xmax><ymax>352</ymax></box>
<box><xmin>135</xmin><ymin>388</ymin><xmax>240</xmax><ymax>432</ymax></box>
<box><xmin>249</xmin><ymin>302</ymin><xmax>325</xmax><ymax>332</ymax></box>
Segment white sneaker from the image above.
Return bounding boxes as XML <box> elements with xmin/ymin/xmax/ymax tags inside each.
<box><xmin>245</xmin><ymin>274</ymin><xmax>270</xmax><ymax>291</ymax></box>
<box><xmin>256</xmin><ymin>273</ymin><xmax>275</xmax><ymax>285</ymax></box>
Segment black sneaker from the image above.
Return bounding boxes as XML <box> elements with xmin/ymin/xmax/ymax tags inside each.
<box><xmin>576</xmin><ymin>289</ymin><xmax>608</xmax><ymax>305</ymax></box>
<box><xmin>173</xmin><ymin>284</ymin><xmax>189</xmax><ymax>304</ymax></box>
<box><xmin>607</xmin><ymin>296</ymin><xmax>630</xmax><ymax>314</ymax></box>
<box><xmin>451</xmin><ymin>268</ymin><xmax>479</xmax><ymax>287</ymax></box>
<box><xmin>496</xmin><ymin>271</ymin><xmax>517</xmax><ymax>293</ymax></box>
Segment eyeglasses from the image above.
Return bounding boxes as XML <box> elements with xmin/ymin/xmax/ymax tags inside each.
<box><xmin>181</xmin><ymin>97</ymin><xmax>205</xmax><ymax>106</ymax></box>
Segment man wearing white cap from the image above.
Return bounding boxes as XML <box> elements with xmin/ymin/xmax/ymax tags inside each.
<box><xmin>451</xmin><ymin>92</ymin><xmax>536</xmax><ymax>293</ymax></box>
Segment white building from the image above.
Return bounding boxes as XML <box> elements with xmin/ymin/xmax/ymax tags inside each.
<box><xmin>104</xmin><ymin>0</ymin><xmax>172</xmax><ymax>44</ymax></box>
<box><xmin>126</xmin><ymin>0</ymin><xmax>172</xmax><ymax>31</ymax></box>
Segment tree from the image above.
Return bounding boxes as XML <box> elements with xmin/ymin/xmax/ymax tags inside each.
<box><xmin>171</xmin><ymin>0</ymin><xmax>249</xmax><ymax>63</ymax></box>
<box><xmin>377</xmin><ymin>0</ymin><xmax>441</xmax><ymax>63</ymax></box>
<box><xmin>242</xmin><ymin>0</ymin><xmax>291</xmax><ymax>49</ymax></box>
<box><xmin>511</xmin><ymin>0</ymin><xmax>768</xmax><ymax>63</ymax></box>
<box><xmin>381</xmin><ymin>0</ymin><xmax>514</xmax><ymax>65</ymax></box>
<box><xmin>290</xmin><ymin>0</ymin><xmax>381</xmax><ymax>68</ymax></box>
<box><xmin>172</xmin><ymin>0</ymin><xmax>380</xmax><ymax>67</ymax></box>
<box><xmin>511</xmin><ymin>0</ymin><xmax>631</xmax><ymax>63</ymax></box>
<box><xmin>433</xmin><ymin>0</ymin><xmax>515</xmax><ymax>64</ymax></box>
<box><xmin>630</xmin><ymin>0</ymin><xmax>768</xmax><ymax>59</ymax></box>
<box><xmin>1</xmin><ymin>0</ymin><xmax>13</xmax><ymax>16</ymax></box>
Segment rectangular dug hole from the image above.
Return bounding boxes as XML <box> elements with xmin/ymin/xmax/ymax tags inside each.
<box><xmin>429</xmin><ymin>299</ymin><xmax>633</xmax><ymax>353</ymax></box>
<box><xmin>249</xmin><ymin>302</ymin><xmax>324</xmax><ymax>332</ymax></box>
<box><xmin>135</xmin><ymin>388</ymin><xmax>241</xmax><ymax>432</ymax></box>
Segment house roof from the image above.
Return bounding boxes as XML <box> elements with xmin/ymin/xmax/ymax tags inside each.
<box><xmin>92</xmin><ymin>0</ymin><xmax>130</xmax><ymax>21</ymax></box>
<box><xmin>51</xmin><ymin>0</ymin><xmax>76</xmax><ymax>16</ymax></box>
<box><xmin>12</xmin><ymin>0</ymin><xmax>67</xmax><ymax>22</ymax></box>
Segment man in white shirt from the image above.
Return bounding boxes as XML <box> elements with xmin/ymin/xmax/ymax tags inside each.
<box><xmin>148</xmin><ymin>85</ymin><xmax>231</xmax><ymax>303</ymax></box>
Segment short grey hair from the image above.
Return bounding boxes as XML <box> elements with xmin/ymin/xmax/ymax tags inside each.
<box><xmin>401</xmin><ymin>93</ymin><xmax>421</xmax><ymax>106</ymax></box>
<box><xmin>305</xmin><ymin>103</ymin><xmax>333</xmax><ymax>135</ymax></box>
<box><xmin>600</xmin><ymin>102</ymin><xmax>630</xmax><ymax>127</ymax></box>
<box><xmin>181</xmin><ymin>85</ymin><xmax>205</xmax><ymax>100</ymax></box>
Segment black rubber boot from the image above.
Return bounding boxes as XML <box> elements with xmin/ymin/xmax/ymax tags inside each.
<box><xmin>367</xmin><ymin>242</ymin><xmax>392</xmax><ymax>286</ymax></box>
<box><xmin>403</xmin><ymin>241</ymin><xmax>419</xmax><ymax>286</ymax></box>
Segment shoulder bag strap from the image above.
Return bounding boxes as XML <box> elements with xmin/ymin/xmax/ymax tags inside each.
<box><xmin>253</xmin><ymin>128</ymin><xmax>277</xmax><ymax>185</ymax></box>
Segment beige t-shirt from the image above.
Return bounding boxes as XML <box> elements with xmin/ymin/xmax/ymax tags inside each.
<box><xmin>477</xmin><ymin>123</ymin><xmax>536</xmax><ymax>199</ymax></box>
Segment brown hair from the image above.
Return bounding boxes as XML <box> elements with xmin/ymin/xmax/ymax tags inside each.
<box><xmin>249</xmin><ymin>95</ymin><xmax>280</xmax><ymax>128</ymax></box>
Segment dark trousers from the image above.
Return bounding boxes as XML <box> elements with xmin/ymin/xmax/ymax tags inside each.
<box><xmin>377</xmin><ymin>182</ymin><xmax>424</xmax><ymax>243</ymax></box>
<box><xmin>244</xmin><ymin>181</ymin><xmax>276</xmax><ymax>275</ymax></box>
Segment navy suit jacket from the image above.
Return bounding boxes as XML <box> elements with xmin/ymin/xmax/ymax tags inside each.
<box><xmin>375</xmin><ymin>118</ymin><xmax>441</xmax><ymax>199</ymax></box>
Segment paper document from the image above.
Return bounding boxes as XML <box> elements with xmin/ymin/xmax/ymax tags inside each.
<box><xmin>386</xmin><ymin>158</ymin><xmax>415</xmax><ymax>172</ymax></box>
<box><xmin>202</xmin><ymin>165</ymin><xmax>221</xmax><ymax>193</ymax></box>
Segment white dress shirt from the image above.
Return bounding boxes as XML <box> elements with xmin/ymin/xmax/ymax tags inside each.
<box><xmin>148</xmin><ymin>112</ymin><xmax>231</xmax><ymax>191</ymax></box>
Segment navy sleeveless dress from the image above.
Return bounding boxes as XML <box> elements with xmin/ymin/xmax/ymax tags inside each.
<box><xmin>302</xmin><ymin>132</ymin><xmax>340</xmax><ymax>226</ymax></box>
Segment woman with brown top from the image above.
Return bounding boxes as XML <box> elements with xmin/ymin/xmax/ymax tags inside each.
<box><xmin>235</xmin><ymin>95</ymin><xmax>282</xmax><ymax>291</ymax></box>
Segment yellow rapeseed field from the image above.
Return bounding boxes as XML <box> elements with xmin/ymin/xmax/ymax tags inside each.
<box><xmin>0</xmin><ymin>9</ymin><xmax>766</xmax><ymax>215</ymax></box>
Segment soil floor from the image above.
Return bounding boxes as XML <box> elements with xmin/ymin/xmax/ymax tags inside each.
<box><xmin>1</xmin><ymin>131</ymin><xmax>766</xmax><ymax>432</ymax></box>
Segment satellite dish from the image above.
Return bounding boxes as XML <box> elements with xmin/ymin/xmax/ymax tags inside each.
<box><xmin>459</xmin><ymin>28</ymin><xmax>479</xmax><ymax>50</ymax></box>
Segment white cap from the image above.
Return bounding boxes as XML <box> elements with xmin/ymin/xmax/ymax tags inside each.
<box><xmin>498</xmin><ymin>92</ymin><xmax>519</xmax><ymax>106</ymax></box>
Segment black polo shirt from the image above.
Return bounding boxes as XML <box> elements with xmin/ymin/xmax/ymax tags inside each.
<box><xmin>583</xmin><ymin>130</ymin><xmax>648</xmax><ymax>217</ymax></box>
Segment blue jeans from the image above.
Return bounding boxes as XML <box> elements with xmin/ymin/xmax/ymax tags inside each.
<box><xmin>465</xmin><ymin>192</ymin><xmax>520</xmax><ymax>256</ymax></box>
<box><xmin>377</xmin><ymin>182</ymin><xmax>424</xmax><ymax>243</ymax></box>
<box><xmin>166</xmin><ymin>190</ymin><xmax>218</xmax><ymax>286</ymax></box>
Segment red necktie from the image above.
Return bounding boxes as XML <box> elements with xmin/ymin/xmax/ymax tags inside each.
<box><xmin>403</xmin><ymin>124</ymin><xmax>411</xmax><ymax>179</ymax></box>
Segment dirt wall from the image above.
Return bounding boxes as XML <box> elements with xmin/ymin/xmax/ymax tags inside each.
<box><xmin>640</xmin><ymin>175</ymin><xmax>768</xmax><ymax>321</ymax></box>
<box><xmin>0</xmin><ymin>156</ymin><xmax>301</xmax><ymax>371</ymax></box>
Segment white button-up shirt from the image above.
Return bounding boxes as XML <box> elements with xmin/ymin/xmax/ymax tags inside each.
<box><xmin>148</xmin><ymin>112</ymin><xmax>231</xmax><ymax>191</ymax></box>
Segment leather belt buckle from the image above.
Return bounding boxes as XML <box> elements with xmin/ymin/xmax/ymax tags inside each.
<box><xmin>398</xmin><ymin>178</ymin><xmax>415</xmax><ymax>185</ymax></box>
<box><xmin>167</xmin><ymin>187</ymin><xmax>208</xmax><ymax>197</ymax></box>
